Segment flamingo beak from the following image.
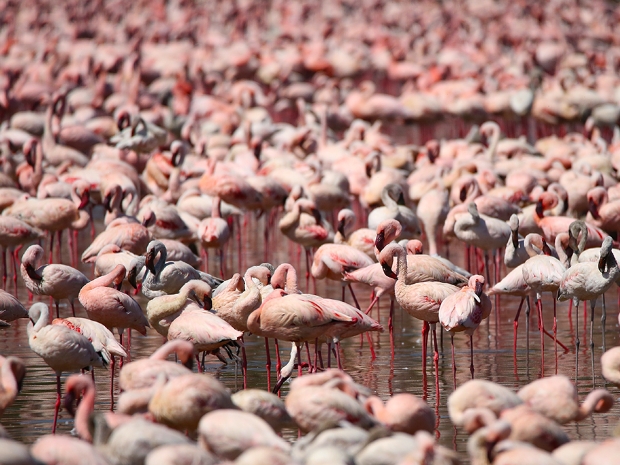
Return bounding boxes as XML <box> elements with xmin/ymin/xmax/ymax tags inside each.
<box><xmin>127</xmin><ymin>267</ymin><xmax>138</xmax><ymax>289</ymax></box>
<box><xmin>78</xmin><ymin>190</ymin><xmax>90</xmax><ymax>209</ymax></box>
<box><xmin>381</xmin><ymin>263</ymin><xmax>397</xmax><ymax>279</ymax></box>
<box><xmin>63</xmin><ymin>391</ymin><xmax>76</xmax><ymax>417</ymax></box>
<box><xmin>337</xmin><ymin>218</ymin><xmax>345</xmax><ymax>237</ymax></box>
<box><xmin>203</xmin><ymin>295</ymin><xmax>212</xmax><ymax>311</ymax></box>
<box><xmin>375</xmin><ymin>231</ymin><xmax>385</xmax><ymax>252</ymax></box>
<box><xmin>272</xmin><ymin>375</ymin><xmax>289</xmax><ymax>394</ymax></box>
<box><xmin>103</xmin><ymin>193</ymin><xmax>112</xmax><ymax>212</ymax></box>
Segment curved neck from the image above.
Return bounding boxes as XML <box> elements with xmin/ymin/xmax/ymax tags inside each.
<box><xmin>394</xmin><ymin>247</ymin><xmax>408</xmax><ymax>283</ymax></box>
<box><xmin>153</xmin><ymin>245</ymin><xmax>167</xmax><ymax>276</ymax></box>
<box><xmin>486</xmin><ymin>124</ymin><xmax>500</xmax><ymax>162</ymax></box>
<box><xmin>149</xmin><ymin>340</ymin><xmax>190</xmax><ymax>361</ymax></box>
<box><xmin>285</xmin><ymin>265</ymin><xmax>299</xmax><ymax>293</ymax></box>
<box><xmin>0</xmin><ymin>360</ymin><xmax>19</xmax><ymax>406</ymax></box>
<box><xmin>147</xmin><ymin>291</ymin><xmax>190</xmax><ymax>333</ymax></box>
<box><xmin>381</xmin><ymin>188</ymin><xmax>398</xmax><ymax>210</ymax></box>
<box><xmin>75</xmin><ymin>382</ymin><xmax>95</xmax><ymax>442</ymax></box>
<box><xmin>31</xmin><ymin>306</ymin><xmax>50</xmax><ymax>333</ymax></box>
<box><xmin>71</xmin><ymin>210</ymin><xmax>91</xmax><ymax>230</ymax></box>
<box><xmin>82</xmin><ymin>266</ymin><xmax>124</xmax><ymax>293</ymax></box>
<box><xmin>364</xmin><ymin>396</ymin><xmax>384</xmax><ymax>416</ymax></box>
<box><xmin>577</xmin><ymin>389</ymin><xmax>614</xmax><ymax>421</ymax></box>
<box><xmin>212</xmin><ymin>196</ymin><xmax>222</xmax><ymax>219</ymax></box>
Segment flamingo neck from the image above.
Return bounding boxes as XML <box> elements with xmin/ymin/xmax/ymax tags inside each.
<box><xmin>576</xmin><ymin>389</ymin><xmax>614</xmax><ymax>421</ymax></box>
<box><xmin>0</xmin><ymin>360</ymin><xmax>19</xmax><ymax>405</ymax></box>
<box><xmin>395</xmin><ymin>247</ymin><xmax>408</xmax><ymax>283</ymax></box>
<box><xmin>75</xmin><ymin>383</ymin><xmax>95</xmax><ymax>442</ymax></box>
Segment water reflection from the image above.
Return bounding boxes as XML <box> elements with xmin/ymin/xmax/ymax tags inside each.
<box><xmin>1</xmin><ymin>213</ymin><xmax>619</xmax><ymax>461</ymax></box>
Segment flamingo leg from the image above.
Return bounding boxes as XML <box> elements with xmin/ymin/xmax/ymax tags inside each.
<box><xmin>537</xmin><ymin>295</ymin><xmax>544</xmax><ymax>375</ymax></box>
<box><xmin>195</xmin><ymin>355</ymin><xmax>203</xmax><ymax>373</ymax></box>
<box><xmin>590</xmin><ymin>299</ymin><xmax>596</xmax><ymax>387</ymax></box>
<box><xmin>388</xmin><ymin>298</ymin><xmax>394</xmax><ymax>360</ymax></box>
<box><xmin>265</xmin><ymin>338</ymin><xmax>271</xmax><ymax>391</ymax></box>
<box><xmin>553</xmin><ymin>292</ymin><xmax>558</xmax><ymax>374</ymax></box>
<box><xmin>421</xmin><ymin>321</ymin><xmax>429</xmax><ymax>388</ymax></box>
<box><xmin>55</xmin><ymin>300</ymin><xmax>60</xmax><ymax>319</ymax></box>
<box><xmin>365</xmin><ymin>294</ymin><xmax>379</xmax><ymax>315</ymax></box>
<box><xmin>347</xmin><ymin>283</ymin><xmax>361</xmax><ymax>310</ymax></box>
<box><xmin>574</xmin><ymin>298</ymin><xmax>580</xmax><ymax>385</ymax></box>
<box><xmin>241</xmin><ymin>337</ymin><xmax>247</xmax><ymax>389</ymax></box>
<box><xmin>110</xmin><ymin>356</ymin><xmax>115</xmax><ymax>411</ymax></box>
<box><xmin>335</xmin><ymin>341</ymin><xmax>343</xmax><ymax>370</ymax></box>
<box><xmin>313</xmin><ymin>338</ymin><xmax>318</xmax><ymax>373</ymax></box>
<box><xmin>431</xmin><ymin>323</ymin><xmax>439</xmax><ymax>388</ymax></box>
<box><xmin>297</xmin><ymin>342</ymin><xmax>303</xmax><ymax>377</ymax></box>
<box><xmin>451</xmin><ymin>334</ymin><xmax>456</xmax><ymax>389</ymax></box>
<box><xmin>70</xmin><ymin>299</ymin><xmax>76</xmax><ymax>317</ymax></box>
<box><xmin>513</xmin><ymin>297</ymin><xmax>525</xmax><ymax>359</ymax></box>
<box><xmin>49</xmin><ymin>231</ymin><xmax>55</xmax><ymax>264</ymax></box>
<box><xmin>52</xmin><ymin>374</ymin><xmax>61</xmax><ymax>433</ymax></box>
<box><xmin>57</xmin><ymin>229</ymin><xmax>62</xmax><ymax>264</ymax></box>
<box><xmin>1</xmin><ymin>247</ymin><xmax>6</xmax><ymax>289</ymax></box>
<box><xmin>219</xmin><ymin>248</ymin><xmax>225</xmax><ymax>279</ymax></box>
<box><xmin>470</xmin><ymin>334</ymin><xmax>475</xmax><ymax>379</ymax></box>
<box><xmin>327</xmin><ymin>342</ymin><xmax>332</xmax><ymax>368</ymax></box>
<box><xmin>12</xmin><ymin>247</ymin><xmax>19</xmax><ymax>296</ymax></box>
<box><xmin>601</xmin><ymin>293</ymin><xmax>606</xmax><ymax>353</ymax></box>
<box><xmin>274</xmin><ymin>339</ymin><xmax>281</xmax><ymax>374</ymax></box>
<box><xmin>305</xmin><ymin>342</ymin><xmax>313</xmax><ymax>372</ymax></box>
<box><xmin>366</xmin><ymin>332</ymin><xmax>376</xmax><ymax>361</ymax></box>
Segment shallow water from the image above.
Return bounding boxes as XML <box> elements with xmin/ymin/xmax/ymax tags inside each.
<box><xmin>2</xmin><ymin>210</ymin><xmax>619</xmax><ymax>460</ymax></box>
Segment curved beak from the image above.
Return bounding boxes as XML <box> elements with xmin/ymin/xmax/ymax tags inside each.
<box><xmin>78</xmin><ymin>190</ymin><xmax>90</xmax><ymax>209</ymax></box>
<box><xmin>103</xmin><ymin>193</ymin><xmax>112</xmax><ymax>212</ymax></box>
<box><xmin>381</xmin><ymin>263</ymin><xmax>397</xmax><ymax>279</ymax></box>
<box><xmin>337</xmin><ymin>218</ymin><xmax>346</xmax><ymax>237</ymax></box>
<box><xmin>203</xmin><ymin>295</ymin><xmax>213</xmax><ymax>311</ymax></box>
<box><xmin>272</xmin><ymin>374</ymin><xmax>290</xmax><ymax>394</ymax></box>
<box><xmin>127</xmin><ymin>267</ymin><xmax>138</xmax><ymax>289</ymax></box>
<box><xmin>374</xmin><ymin>231</ymin><xmax>385</xmax><ymax>252</ymax></box>
<box><xmin>145</xmin><ymin>251</ymin><xmax>156</xmax><ymax>275</ymax></box>
<box><xmin>63</xmin><ymin>391</ymin><xmax>77</xmax><ymax>417</ymax></box>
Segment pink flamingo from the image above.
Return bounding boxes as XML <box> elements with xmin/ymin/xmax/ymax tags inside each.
<box><xmin>0</xmin><ymin>216</ymin><xmax>43</xmax><ymax>288</ymax></box>
<box><xmin>63</xmin><ymin>374</ymin><xmax>132</xmax><ymax>443</ymax></box>
<box><xmin>0</xmin><ymin>355</ymin><xmax>26</xmax><ymax>416</ymax></box>
<box><xmin>334</xmin><ymin>208</ymin><xmax>376</xmax><ymax>260</ymax></box>
<box><xmin>438</xmin><ymin>275</ymin><xmax>492</xmax><ymax>382</ymax></box>
<box><xmin>557</xmin><ymin>236</ymin><xmax>619</xmax><ymax>384</ymax></box>
<box><xmin>197</xmin><ymin>196</ymin><xmax>231</xmax><ymax>277</ymax></box>
<box><xmin>52</xmin><ymin>316</ymin><xmax>127</xmax><ymax>407</ymax></box>
<box><xmin>247</xmin><ymin>289</ymin><xmax>356</xmax><ymax>377</ymax></box>
<box><xmin>311</xmin><ymin>242</ymin><xmax>374</xmax><ymax>306</ymax></box>
<box><xmin>21</xmin><ymin>244</ymin><xmax>89</xmax><ymax>318</ymax></box>
<box><xmin>78</xmin><ymin>264</ymin><xmax>149</xmax><ymax>353</ymax></box>
<box><xmin>0</xmin><ymin>289</ymin><xmax>28</xmax><ymax>326</ymax></box>
<box><xmin>81</xmin><ymin>211</ymin><xmax>155</xmax><ymax>263</ymax></box>
<box><xmin>27</xmin><ymin>303</ymin><xmax>104</xmax><ymax>433</ymax></box>
<box><xmin>6</xmin><ymin>180</ymin><xmax>91</xmax><ymax>264</ymax></box>
<box><xmin>364</xmin><ymin>393</ymin><xmax>435</xmax><ymax>435</ymax></box>
<box><xmin>231</xmin><ymin>389</ymin><xmax>294</xmax><ymax>432</ymax></box>
<box><xmin>198</xmin><ymin>409</ymin><xmax>291</xmax><ymax>460</ymax></box>
<box><xmin>379</xmin><ymin>242</ymin><xmax>459</xmax><ymax>382</ymax></box>
<box><xmin>521</xmin><ymin>233</ymin><xmax>566</xmax><ymax>374</ymax></box>
<box><xmin>534</xmin><ymin>192</ymin><xmax>608</xmax><ymax>249</ymax></box>
<box><xmin>118</xmin><ymin>340</ymin><xmax>194</xmax><ymax>392</ymax></box>
<box><xmin>148</xmin><ymin>372</ymin><xmax>236</xmax><ymax>432</ymax></box>
<box><xmin>586</xmin><ymin>186</ymin><xmax>620</xmax><ymax>233</ymax></box>
<box><xmin>31</xmin><ymin>434</ymin><xmax>110</xmax><ymax>464</ymax></box>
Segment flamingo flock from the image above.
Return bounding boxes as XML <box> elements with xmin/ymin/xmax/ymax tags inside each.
<box><xmin>1</xmin><ymin>0</ymin><xmax>620</xmax><ymax>463</ymax></box>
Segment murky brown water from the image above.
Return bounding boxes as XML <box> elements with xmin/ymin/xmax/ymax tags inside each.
<box><xmin>2</xmin><ymin>204</ymin><xmax>619</xmax><ymax>460</ymax></box>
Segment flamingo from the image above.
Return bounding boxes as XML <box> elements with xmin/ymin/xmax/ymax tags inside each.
<box><xmin>52</xmin><ymin>316</ymin><xmax>127</xmax><ymax>406</ymax></box>
<box><xmin>0</xmin><ymin>216</ymin><xmax>43</xmax><ymax>288</ymax></box>
<box><xmin>557</xmin><ymin>236</ymin><xmax>619</xmax><ymax>384</ymax></box>
<box><xmin>197</xmin><ymin>196</ymin><xmax>231</xmax><ymax>277</ymax></box>
<box><xmin>379</xmin><ymin>243</ymin><xmax>459</xmax><ymax>382</ymax></box>
<box><xmin>78</xmin><ymin>264</ymin><xmax>149</xmax><ymax>353</ymax></box>
<box><xmin>148</xmin><ymin>373</ymin><xmax>236</xmax><ymax>432</ymax></box>
<box><xmin>364</xmin><ymin>393</ymin><xmax>435</xmax><ymax>435</ymax></box>
<box><xmin>118</xmin><ymin>340</ymin><xmax>194</xmax><ymax>392</ymax></box>
<box><xmin>367</xmin><ymin>183</ymin><xmax>420</xmax><ymax>239</ymax></box>
<box><xmin>438</xmin><ymin>275</ymin><xmax>492</xmax><ymax>382</ymax></box>
<box><xmin>231</xmin><ymin>389</ymin><xmax>294</xmax><ymax>432</ymax></box>
<box><xmin>80</xmin><ymin>209</ymin><xmax>156</xmax><ymax>263</ymax></box>
<box><xmin>0</xmin><ymin>290</ymin><xmax>28</xmax><ymax>326</ymax></box>
<box><xmin>6</xmin><ymin>180</ymin><xmax>91</xmax><ymax>264</ymax></box>
<box><xmin>141</xmin><ymin>240</ymin><xmax>222</xmax><ymax>298</ymax></box>
<box><xmin>198</xmin><ymin>410</ymin><xmax>291</xmax><ymax>460</ymax></box>
<box><xmin>0</xmin><ymin>355</ymin><xmax>26</xmax><ymax>416</ymax></box>
<box><xmin>20</xmin><ymin>244</ymin><xmax>89</xmax><ymax>318</ymax></box>
<box><xmin>334</xmin><ymin>208</ymin><xmax>376</xmax><ymax>260</ymax></box>
<box><xmin>27</xmin><ymin>303</ymin><xmax>104</xmax><ymax>433</ymax></box>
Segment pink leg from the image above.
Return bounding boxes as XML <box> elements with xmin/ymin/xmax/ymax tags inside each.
<box><xmin>52</xmin><ymin>375</ymin><xmax>61</xmax><ymax>433</ymax></box>
<box><xmin>335</xmin><ymin>341</ymin><xmax>343</xmax><ymax>370</ymax></box>
<box><xmin>366</xmin><ymin>332</ymin><xmax>376</xmax><ymax>361</ymax></box>
<box><xmin>388</xmin><ymin>298</ymin><xmax>395</xmax><ymax>360</ymax></box>
<box><xmin>421</xmin><ymin>321</ymin><xmax>429</xmax><ymax>388</ymax></box>
<box><xmin>264</xmin><ymin>338</ymin><xmax>271</xmax><ymax>392</ymax></box>
<box><xmin>537</xmin><ymin>297</ymin><xmax>545</xmax><ymax>376</ymax></box>
<box><xmin>110</xmin><ymin>356</ymin><xmax>115</xmax><ymax>411</ymax></box>
<box><xmin>56</xmin><ymin>230</ymin><xmax>62</xmax><ymax>264</ymax></box>
<box><xmin>49</xmin><ymin>231</ymin><xmax>55</xmax><ymax>264</ymax></box>
<box><xmin>196</xmin><ymin>355</ymin><xmax>203</xmax><ymax>373</ymax></box>
<box><xmin>274</xmin><ymin>339</ymin><xmax>281</xmax><ymax>374</ymax></box>
<box><xmin>470</xmin><ymin>335</ymin><xmax>475</xmax><ymax>379</ymax></box>
<box><xmin>451</xmin><ymin>334</ymin><xmax>456</xmax><ymax>389</ymax></box>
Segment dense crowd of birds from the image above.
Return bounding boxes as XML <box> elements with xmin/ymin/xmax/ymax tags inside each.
<box><xmin>1</xmin><ymin>0</ymin><xmax>620</xmax><ymax>464</ymax></box>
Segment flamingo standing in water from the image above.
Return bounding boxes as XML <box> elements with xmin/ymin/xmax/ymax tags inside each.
<box><xmin>27</xmin><ymin>303</ymin><xmax>104</xmax><ymax>433</ymax></box>
<box><xmin>379</xmin><ymin>243</ymin><xmax>459</xmax><ymax>383</ymax></box>
<box><xmin>557</xmin><ymin>236</ymin><xmax>619</xmax><ymax>385</ymax></box>
<box><xmin>0</xmin><ymin>216</ymin><xmax>43</xmax><ymax>289</ymax></box>
<box><xmin>78</xmin><ymin>264</ymin><xmax>149</xmax><ymax>354</ymax></box>
<box><xmin>52</xmin><ymin>316</ymin><xmax>127</xmax><ymax>407</ymax></box>
<box><xmin>21</xmin><ymin>244</ymin><xmax>89</xmax><ymax>318</ymax></box>
<box><xmin>197</xmin><ymin>196</ymin><xmax>231</xmax><ymax>277</ymax></box>
<box><xmin>0</xmin><ymin>355</ymin><xmax>26</xmax><ymax>416</ymax></box>
<box><xmin>0</xmin><ymin>289</ymin><xmax>28</xmax><ymax>326</ymax></box>
<box><xmin>521</xmin><ymin>234</ymin><xmax>566</xmax><ymax>374</ymax></box>
<box><xmin>439</xmin><ymin>275</ymin><xmax>492</xmax><ymax>383</ymax></box>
